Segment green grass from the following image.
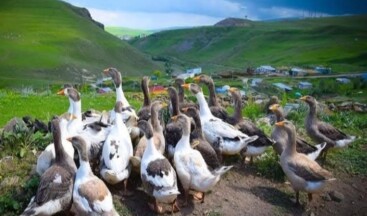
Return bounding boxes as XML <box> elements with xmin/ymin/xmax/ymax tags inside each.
<box><xmin>131</xmin><ymin>15</ymin><xmax>367</xmax><ymax>73</ymax></box>
<box><xmin>105</xmin><ymin>26</ymin><xmax>155</xmax><ymax>37</ymax></box>
<box><xmin>0</xmin><ymin>0</ymin><xmax>160</xmax><ymax>88</ymax></box>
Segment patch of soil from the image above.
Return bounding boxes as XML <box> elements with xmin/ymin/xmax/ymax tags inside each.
<box><xmin>110</xmin><ymin>163</ymin><xmax>367</xmax><ymax>216</ymax></box>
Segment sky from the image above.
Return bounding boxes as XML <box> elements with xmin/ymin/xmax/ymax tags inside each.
<box><xmin>63</xmin><ymin>0</ymin><xmax>367</xmax><ymax>30</ymax></box>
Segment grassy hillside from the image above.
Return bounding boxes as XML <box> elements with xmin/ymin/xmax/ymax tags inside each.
<box><xmin>0</xmin><ymin>0</ymin><xmax>160</xmax><ymax>88</ymax></box>
<box><xmin>131</xmin><ymin>15</ymin><xmax>367</xmax><ymax>73</ymax></box>
<box><xmin>105</xmin><ymin>26</ymin><xmax>155</xmax><ymax>37</ymax></box>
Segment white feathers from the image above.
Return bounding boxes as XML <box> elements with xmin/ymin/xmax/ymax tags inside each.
<box><xmin>335</xmin><ymin>136</ymin><xmax>356</xmax><ymax>148</ymax></box>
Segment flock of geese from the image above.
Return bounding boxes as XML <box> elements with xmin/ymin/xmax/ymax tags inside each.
<box><xmin>21</xmin><ymin>68</ymin><xmax>356</xmax><ymax>215</ymax></box>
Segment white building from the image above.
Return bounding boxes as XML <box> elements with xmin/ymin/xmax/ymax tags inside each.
<box><xmin>336</xmin><ymin>78</ymin><xmax>350</xmax><ymax>84</ymax></box>
<box><xmin>298</xmin><ymin>81</ymin><xmax>312</xmax><ymax>89</ymax></box>
<box><xmin>255</xmin><ymin>65</ymin><xmax>276</xmax><ymax>74</ymax></box>
<box><xmin>251</xmin><ymin>78</ymin><xmax>263</xmax><ymax>87</ymax></box>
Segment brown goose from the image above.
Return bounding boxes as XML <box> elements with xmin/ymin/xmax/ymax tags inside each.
<box><xmin>269</xmin><ymin>104</ymin><xmax>326</xmax><ymax>160</ymax></box>
<box><xmin>175</xmin><ymin>78</ymin><xmax>198</xmax><ymax>110</ymax></box>
<box><xmin>276</xmin><ymin>120</ymin><xmax>335</xmax><ymax>206</ymax></box>
<box><xmin>300</xmin><ymin>95</ymin><xmax>355</xmax><ymax>159</ymax></box>
<box><xmin>194</xmin><ymin>75</ymin><xmax>229</xmax><ymax>121</ymax></box>
<box><xmin>22</xmin><ymin>118</ymin><xmax>76</xmax><ymax>216</ymax></box>
<box><xmin>67</xmin><ymin>136</ymin><xmax>118</xmax><ymax>216</ymax></box>
<box><xmin>227</xmin><ymin>87</ymin><xmax>274</xmax><ymax>163</ymax></box>
<box><xmin>164</xmin><ymin>87</ymin><xmax>185</xmax><ymax>158</ymax></box>
<box><xmin>181</xmin><ymin>107</ymin><xmax>221</xmax><ymax>169</ymax></box>
<box><xmin>131</xmin><ymin>101</ymin><xmax>166</xmax><ymax>168</ymax></box>
<box><xmin>137</xmin><ymin>76</ymin><xmax>152</xmax><ymax>122</ymax></box>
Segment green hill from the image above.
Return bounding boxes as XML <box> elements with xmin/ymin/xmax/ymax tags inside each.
<box><xmin>105</xmin><ymin>26</ymin><xmax>155</xmax><ymax>38</ymax></box>
<box><xmin>0</xmin><ymin>0</ymin><xmax>160</xmax><ymax>88</ymax></box>
<box><xmin>131</xmin><ymin>15</ymin><xmax>367</xmax><ymax>73</ymax></box>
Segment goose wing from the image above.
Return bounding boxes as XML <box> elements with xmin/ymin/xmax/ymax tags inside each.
<box><xmin>207</xmin><ymin>118</ymin><xmax>244</xmax><ymax>140</ymax></box>
<box><xmin>288</xmin><ymin>157</ymin><xmax>333</xmax><ymax>181</ymax></box>
<box><xmin>35</xmin><ymin>165</ymin><xmax>74</xmax><ymax>204</ymax></box>
<box><xmin>317</xmin><ymin>121</ymin><xmax>348</xmax><ymax>141</ymax></box>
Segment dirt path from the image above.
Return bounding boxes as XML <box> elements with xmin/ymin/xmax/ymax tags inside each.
<box><xmin>111</xmin><ymin>163</ymin><xmax>367</xmax><ymax>216</ymax></box>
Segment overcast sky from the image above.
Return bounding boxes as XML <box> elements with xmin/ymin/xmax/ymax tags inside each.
<box><xmin>63</xmin><ymin>0</ymin><xmax>367</xmax><ymax>29</ymax></box>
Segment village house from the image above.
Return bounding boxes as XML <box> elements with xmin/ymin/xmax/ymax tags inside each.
<box><xmin>255</xmin><ymin>65</ymin><xmax>276</xmax><ymax>74</ymax></box>
<box><xmin>298</xmin><ymin>81</ymin><xmax>313</xmax><ymax>89</ymax></box>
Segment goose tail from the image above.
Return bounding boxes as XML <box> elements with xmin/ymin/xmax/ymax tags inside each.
<box><xmin>307</xmin><ymin>142</ymin><xmax>327</xmax><ymax>161</ymax></box>
<box><xmin>213</xmin><ymin>165</ymin><xmax>233</xmax><ymax>176</ymax></box>
<box><xmin>335</xmin><ymin>136</ymin><xmax>356</xmax><ymax>148</ymax></box>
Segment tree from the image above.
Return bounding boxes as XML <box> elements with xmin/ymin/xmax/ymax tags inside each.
<box><xmin>165</xmin><ymin>61</ymin><xmax>173</xmax><ymax>76</ymax></box>
<box><xmin>152</xmin><ymin>70</ymin><xmax>162</xmax><ymax>78</ymax></box>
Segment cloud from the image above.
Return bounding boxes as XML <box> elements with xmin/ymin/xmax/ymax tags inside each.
<box><xmin>64</xmin><ymin>0</ymin><xmax>245</xmax><ymax>17</ymax></box>
<box><xmin>89</xmin><ymin>8</ymin><xmax>222</xmax><ymax>29</ymax></box>
<box><xmin>258</xmin><ymin>6</ymin><xmax>330</xmax><ymax>19</ymax></box>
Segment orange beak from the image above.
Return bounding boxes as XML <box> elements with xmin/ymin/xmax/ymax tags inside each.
<box><xmin>103</xmin><ymin>68</ymin><xmax>109</xmax><ymax>75</ymax></box>
<box><xmin>171</xmin><ymin>115</ymin><xmax>178</xmax><ymax>121</ymax></box>
<box><xmin>70</xmin><ymin>115</ymin><xmax>78</xmax><ymax>120</ymax></box>
<box><xmin>228</xmin><ymin>87</ymin><xmax>237</xmax><ymax>93</ymax></box>
<box><xmin>193</xmin><ymin>76</ymin><xmax>200</xmax><ymax>82</ymax></box>
<box><xmin>275</xmin><ymin>121</ymin><xmax>285</xmax><ymax>127</ymax></box>
<box><xmin>269</xmin><ymin>104</ymin><xmax>279</xmax><ymax>111</ymax></box>
<box><xmin>181</xmin><ymin>107</ymin><xmax>189</xmax><ymax>112</ymax></box>
<box><xmin>181</xmin><ymin>84</ymin><xmax>190</xmax><ymax>89</ymax></box>
<box><xmin>300</xmin><ymin>96</ymin><xmax>307</xmax><ymax>101</ymax></box>
<box><xmin>57</xmin><ymin>89</ymin><xmax>65</xmax><ymax>95</ymax></box>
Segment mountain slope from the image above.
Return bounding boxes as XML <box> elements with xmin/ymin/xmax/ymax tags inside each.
<box><xmin>0</xmin><ymin>0</ymin><xmax>160</xmax><ymax>87</ymax></box>
<box><xmin>131</xmin><ymin>15</ymin><xmax>367</xmax><ymax>73</ymax></box>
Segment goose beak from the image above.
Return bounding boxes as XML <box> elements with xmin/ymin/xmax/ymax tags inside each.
<box><xmin>181</xmin><ymin>84</ymin><xmax>190</xmax><ymax>89</ymax></box>
<box><xmin>103</xmin><ymin>68</ymin><xmax>109</xmax><ymax>75</ymax></box>
<box><xmin>70</xmin><ymin>115</ymin><xmax>78</xmax><ymax>120</ymax></box>
<box><xmin>171</xmin><ymin>115</ymin><xmax>178</xmax><ymax>121</ymax></box>
<box><xmin>269</xmin><ymin>104</ymin><xmax>279</xmax><ymax>111</ymax></box>
<box><xmin>275</xmin><ymin>121</ymin><xmax>285</xmax><ymax>127</ymax></box>
<box><xmin>66</xmin><ymin>137</ymin><xmax>72</xmax><ymax>142</ymax></box>
<box><xmin>57</xmin><ymin>89</ymin><xmax>65</xmax><ymax>95</ymax></box>
<box><xmin>193</xmin><ymin>76</ymin><xmax>200</xmax><ymax>82</ymax></box>
<box><xmin>181</xmin><ymin>107</ymin><xmax>189</xmax><ymax>112</ymax></box>
<box><xmin>228</xmin><ymin>87</ymin><xmax>237</xmax><ymax>93</ymax></box>
<box><xmin>161</xmin><ymin>102</ymin><xmax>168</xmax><ymax>108</ymax></box>
<box><xmin>300</xmin><ymin>96</ymin><xmax>307</xmax><ymax>101</ymax></box>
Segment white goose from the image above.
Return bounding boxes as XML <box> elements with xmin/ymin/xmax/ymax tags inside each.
<box><xmin>103</xmin><ymin>67</ymin><xmax>138</xmax><ymax>125</ymax></box>
<box><xmin>67</xmin><ymin>136</ymin><xmax>119</xmax><ymax>216</ymax></box>
<box><xmin>100</xmin><ymin>101</ymin><xmax>133</xmax><ymax>193</ymax></box>
<box><xmin>173</xmin><ymin>114</ymin><xmax>233</xmax><ymax>205</ymax></box>
<box><xmin>182</xmin><ymin>83</ymin><xmax>258</xmax><ymax>155</ymax></box>
<box><xmin>36</xmin><ymin>118</ymin><xmax>74</xmax><ymax>176</ymax></box>
<box><xmin>22</xmin><ymin>118</ymin><xmax>76</xmax><ymax>215</ymax></box>
<box><xmin>138</xmin><ymin>120</ymin><xmax>180</xmax><ymax>214</ymax></box>
<box><xmin>57</xmin><ymin>87</ymin><xmax>83</xmax><ymax>135</ymax></box>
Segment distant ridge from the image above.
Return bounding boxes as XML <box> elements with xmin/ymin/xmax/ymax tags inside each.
<box><xmin>132</xmin><ymin>15</ymin><xmax>367</xmax><ymax>73</ymax></box>
<box><xmin>214</xmin><ymin>17</ymin><xmax>253</xmax><ymax>27</ymax></box>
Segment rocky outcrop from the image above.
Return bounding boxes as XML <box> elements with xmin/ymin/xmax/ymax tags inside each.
<box><xmin>214</xmin><ymin>18</ymin><xmax>252</xmax><ymax>27</ymax></box>
<box><xmin>65</xmin><ymin>2</ymin><xmax>104</xmax><ymax>30</ymax></box>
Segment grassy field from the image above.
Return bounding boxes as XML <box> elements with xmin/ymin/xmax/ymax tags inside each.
<box><xmin>105</xmin><ymin>26</ymin><xmax>155</xmax><ymax>37</ymax></box>
<box><xmin>131</xmin><ymin>15</ymin><xmax>367</xmax><ymax>73</ymax></box>
<box><xmin>0</xmin><ymin>75</ymin><xmax>366</xmax><ymax>215</ymax></box>
<box><xmin>0</xmin><ymin>0</ymin><xmax>160</xmax><ymax>88</ymax></box>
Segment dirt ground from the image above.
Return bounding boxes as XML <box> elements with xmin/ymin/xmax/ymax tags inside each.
<box><xmin>111</xmin><ymin>162</ymin><xmax>367</xmax><ymax>216</ymax></box>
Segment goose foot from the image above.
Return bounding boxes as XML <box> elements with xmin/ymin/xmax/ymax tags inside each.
<box><xmin>148</xmin><ymin>200</ymin><xmax>164</xmax><ymax>214</ymax></box>
<box><xmin>171</xmin><ymin>199</ymin><xmax>180</xmax><ymax>213</ymax></box>
<box><xmin>193</xmin><ymin>192</ymin><xmax>205</xmax><ymax>203</ymax></box>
